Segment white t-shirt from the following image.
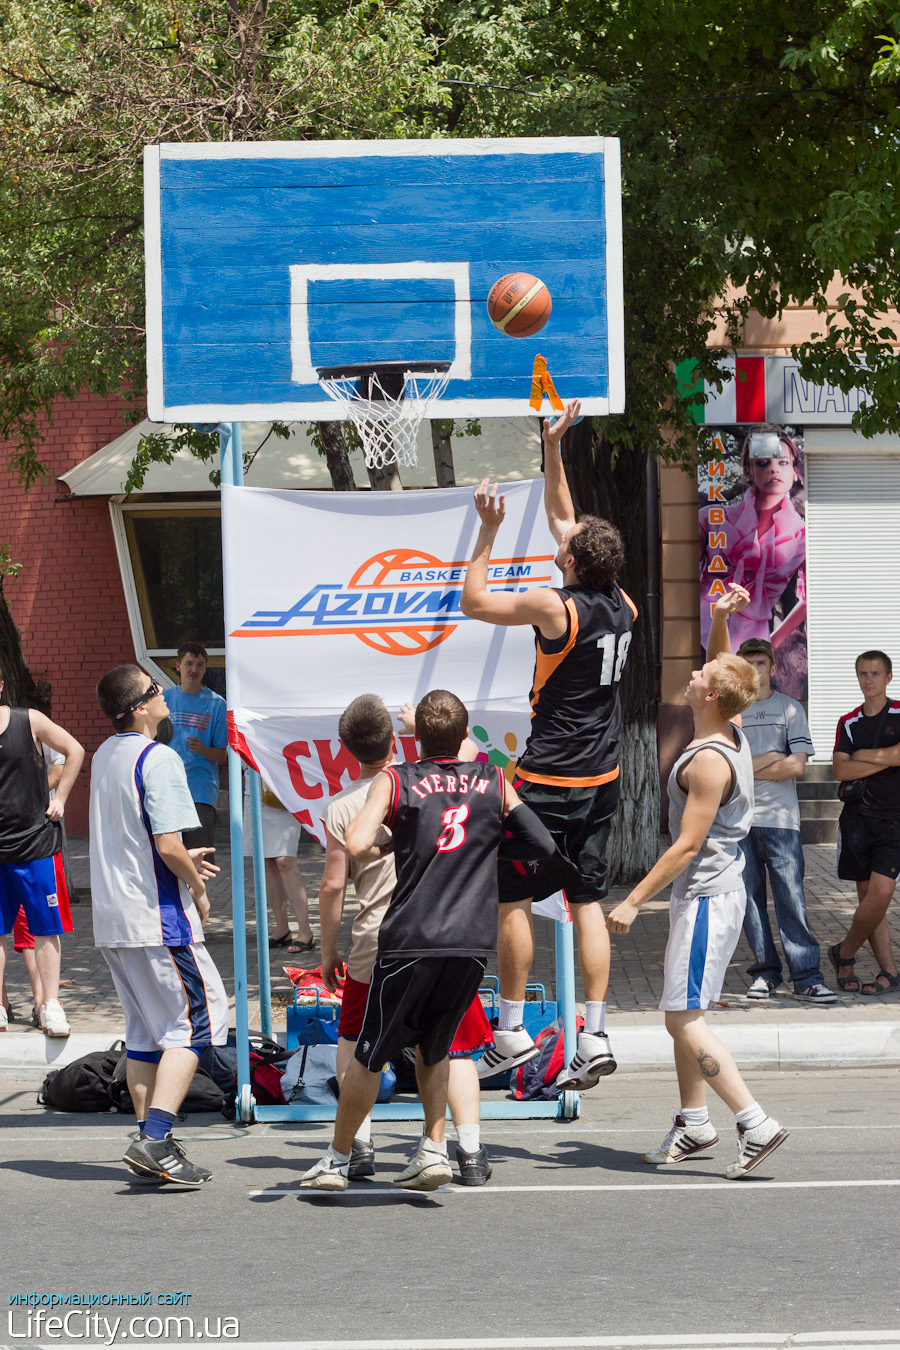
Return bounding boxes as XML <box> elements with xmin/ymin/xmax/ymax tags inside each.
<box><xmin>89</xmin><ymin>733</ymin><xmax>203</xmax><ymax>947</ymax></box>
<box><xmin>740</xmin><ymin>691</ymin><xmax>814</xmax><ymax>831</ymax></box>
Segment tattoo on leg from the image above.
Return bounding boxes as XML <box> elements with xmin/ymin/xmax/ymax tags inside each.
<box><xmin>697</xmin><ymin>1047</ymin><xmax>720</xmax><ymax>1078</ymax></box>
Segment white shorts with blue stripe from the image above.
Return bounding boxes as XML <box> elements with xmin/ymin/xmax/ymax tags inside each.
<box><xmin>659</xmin><ymin>888</ymin><xmax>747</xmax><ymax>1012</ymax></box>
<box><xmin>101</xmin><ymin>943</ymin><xmax>228</xmax><ymax>1052</ymax></box>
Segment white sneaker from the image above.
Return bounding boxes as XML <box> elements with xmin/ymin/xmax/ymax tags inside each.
<box><xmin>555</xmin><ymin>1031</ymin><xmax>617</xmax><ymax>1090</ymax></box>
<box><xmin>642</xmin><ymin>1113</ymin><xmax>718</xmax><ymax>1164</ymax></box>
<box><xmin>795</xmin><ymin>983</ymin><xmax>837</xmax><ymax>1003</ymax></box>
<box><xmin>725</xmin><ymin>1117</ymin><xmax>789</xmax><ymax>1180</ymax></box>
<box><xmin>0</xmin><ymin>1005</ymin><xmax>8</xmax><ymax>1032</ymax></box>
<box><xmin>393</xmin><ymin>1147</ymin><xmax>452</xmax><ymax>1191</ymax></box>
<box><xmin>746</xmin><ymin>977</ymin><xmax>778</xmax><ymax>999</ymax></box>
<box><xmin>39</xmin><ymin>1000</ymin><xmax>70</xmax><ymax>1038</ymax></box>
<box><xmin>300</xmin><ymin>1147</ymin><xmax>349</xmax><ymax>1192</ymax></box>
<box><xmin>476</xmin><ymin>1026</ymin><xmax>538</xmax><ymax>1079</ymax></box>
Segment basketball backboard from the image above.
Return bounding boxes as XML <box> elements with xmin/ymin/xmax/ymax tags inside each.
<box><xmin>144</xmin><ymin>138</ymin><xmax>623</xmax><ymax>422</ymax></box>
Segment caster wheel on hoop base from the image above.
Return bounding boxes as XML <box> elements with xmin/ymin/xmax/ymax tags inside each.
<box><xmin>558</xmin><ymin>1089</ymin><xmax>580</xmax><ymax>1121</ymax></box>
<box><xmin>238</xmin><ymin>1083</ymin><xmax>257</xmax><ymax>1124</ymax></box>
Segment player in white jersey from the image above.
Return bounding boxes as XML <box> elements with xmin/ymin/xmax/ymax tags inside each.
<box><xmin>608</xmin><ymin>591</ymin><xmax>789</xmax><ymax>1180</ymax></box>
<box><xmin>91</xmin><ymin>665</ymin><xmax>228</xmax><ymax>1187</ymax></box>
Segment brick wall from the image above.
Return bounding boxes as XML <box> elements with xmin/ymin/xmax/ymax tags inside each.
<box><xmin>0</xmin><ymin>393</ymin><xmax>139</xmax><ymax>833</ymax></box>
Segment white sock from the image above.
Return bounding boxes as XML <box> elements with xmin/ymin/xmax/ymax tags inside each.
<box><xmin>456</xmin><ymin>1123</ymin><xmax>480</xmax><ymax>1153</ymax></box>
<box><xmin>498</xmin><ymin>998</ymin><xmax>525</xmax><ymax>1032</ymax></box>
<box><xmin>419</xmin><ymin>1134</ymin><xmax>448</xmax><ymax>1158</ymax></box>
<box><xmin>327</xmin><ymin>1143</ymin><xmax>351</xmax><ymax>1166</ymax></box>
<box><xmin>734</xmin><ymin>1102</ymin><xmax>767</xmax><ymax>1132</ymax></box>
<box><xmin>680</xmin><ymin>1106</ymin><xmax>709</xmax><ymax>1128</ymax></box>
<box><xmin>354</xmin><ymin>1115</ymin><xmax>372</xmax><ymax>1144</ymax></box>
<box><xmin>584</xmin><ymin>1001</ymin><xmax>606</xmax><ymax>1035</ymax></box>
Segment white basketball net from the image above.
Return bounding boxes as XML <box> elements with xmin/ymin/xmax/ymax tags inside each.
<box><xmin>318</xmin><ymin>367</ymin><xmax>452</xmax><ymax>469</ymax></box>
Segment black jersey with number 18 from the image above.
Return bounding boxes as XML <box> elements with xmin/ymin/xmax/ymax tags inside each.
<box><xmin>376</xmin><ymin>757</ymin><xmax>506</xmax><ymax>960</ymax></box>
<box><xmin>516</xmin><ymin>583</ymin><xmax>637</xmax><ymax>787</ymax></box>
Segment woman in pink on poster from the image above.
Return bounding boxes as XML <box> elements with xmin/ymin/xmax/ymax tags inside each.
<box><xmin>699</xmin><ymin>426</ymin><xmax>806</xmax><ymax>655</ymax></box>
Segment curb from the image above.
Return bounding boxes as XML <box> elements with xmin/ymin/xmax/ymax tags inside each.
<box><xmin>3</xmin><ymin>1020</ymin><xmax>899</xmax><ymax>1077</ymax></box>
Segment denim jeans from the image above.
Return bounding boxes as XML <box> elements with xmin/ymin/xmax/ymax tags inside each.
<box><xmin>740</xmin><ymin>827</ymin><xmax>823</xmax><ymax>990</ymax></box>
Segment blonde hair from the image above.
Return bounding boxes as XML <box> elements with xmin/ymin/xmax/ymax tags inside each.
<box><xmin>708</xmin><ymin>653</ymin><xmax>759</xmax><ymax>719</ymax></box>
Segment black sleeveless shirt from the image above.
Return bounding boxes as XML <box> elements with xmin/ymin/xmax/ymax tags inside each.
<box><xmin>377</xmin><ymin>757</ymin><xmax>505</xmax><ymax>960</ymax></box>
<box><xmin>517</xmin><ymin>584</ymin><xmax>637</xmax><ymax>786</ymax></box>
<box><xmin>0</xmin><ymin>707</ymin><xmax>61</xmax><ymax>864</ymax></box>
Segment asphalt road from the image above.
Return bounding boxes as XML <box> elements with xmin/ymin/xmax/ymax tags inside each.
<box><xmin>1</xmin><ymin>1068</ymin><xmax>898</xmax><ymax>1349</ymax></box>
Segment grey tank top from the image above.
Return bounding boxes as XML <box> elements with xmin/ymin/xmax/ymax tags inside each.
<box><xmin>667</xmin><ymin>725</ymin><xmax>754</xmax><ymax>901</ymax></box>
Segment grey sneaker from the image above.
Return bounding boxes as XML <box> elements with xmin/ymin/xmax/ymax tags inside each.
<box><xmin>300</xmin><ymin>1148</ymin><xmax>349</xmax><ymax>1192</ymax></box>
<box><xmin>725</xmin><ymin>1118</ymin><xmax>789</xmax><ymax>1180</ymax></box>
<box><xmin>555</xmin><ymin>1031</ymin><xmax>617</xmax><ymax>1090</ymax></box>
<box><xmin>123</xmin><ymin>1133</ymin><xmax>212</xmax><ymax>1187</ymax></box>
<box><xmin>746</xmin><ymin>977</ymin><xmax>778</xmax><ymax>1000</ymax></box>
<box><xmin>393</xmin><ymin>1147</ymin><xmax>452</xmax><ymax>1191</ymax></box>
<box><xmin>642</xmin><ymin>1114</ymin><xmax>718</xmax><ymax>1164</ymax></box>
<box><xmin>795</xmin><ymin>983</ymin><xmax>837</xmax><ymax>1003</ymax></box>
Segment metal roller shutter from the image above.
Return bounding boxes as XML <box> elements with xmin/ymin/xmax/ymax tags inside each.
<box><xmin>806</xmin><ymin>453</ymin><xmax>900</xmax><ymax>759</ymax></box>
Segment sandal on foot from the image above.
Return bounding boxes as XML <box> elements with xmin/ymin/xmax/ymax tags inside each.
<box><xmin>268</xmin><ymin>931</ymin><xmax>292</xmax><ymax>949</ymax></box>
<box><xmin>827</xmin><ymin>942</ymin><xmax>860</xmax><ymax>993</ymax></box>
<box><xmin>287</xmin><ymin>936</ymin><xmax>316</xmax><ymax>955</ymax></box>
<box><xmin>861</xmin><ymin>969</ymin><xmax>900</xmax><ymax>996</ymax></box>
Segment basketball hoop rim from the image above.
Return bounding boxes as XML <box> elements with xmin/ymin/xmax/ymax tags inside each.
<box><xmin>316</xmin><ymin>360</ymin><xmax>452</xmax><ymax>381</ymax></box>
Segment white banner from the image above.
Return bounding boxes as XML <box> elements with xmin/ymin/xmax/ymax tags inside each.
<box><xmin>222</xmin><ymin>480</ymin><xmax>557</xmax><ymax>845</ymax></box>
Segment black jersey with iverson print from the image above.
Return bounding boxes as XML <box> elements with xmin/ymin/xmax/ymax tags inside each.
<box><xmin>377</xmin><ymin>757</ymin><xmax>505</xmax><ymax>960</ymax></box>
<box><xmin>516</xmin><ymin>584</ymin><xmax>637</xmax><ymax>787</ymax></box>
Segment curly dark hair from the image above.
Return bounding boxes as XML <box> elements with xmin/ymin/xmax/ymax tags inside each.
<box><xmin>568</xmin><ymin>515</ymin><xmax>625</xmax><ymax>589</ymax></box>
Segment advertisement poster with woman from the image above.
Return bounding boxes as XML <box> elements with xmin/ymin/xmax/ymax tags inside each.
<box><xmin>698</xmin><ymin>424</ymin><xmax>807</xmax><ymax>701</ymax></box>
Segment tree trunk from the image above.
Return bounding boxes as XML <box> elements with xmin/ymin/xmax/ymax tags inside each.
<box><xmin>562</xmin><ymin>421</ymin><xmax>660</xmax><ymax>882</ymax></box>
<box><xmin>365</xmin><ymin>461</ymin><xmax>403</xmax><ymax>491</ymax></box>
<box><xmin>318</xmin><ymin>421</ymin><xmax>357</xmax><ymax>491</ymax></box>
<box><xmin>430</xmin><ymin>420</ymin><xmax>456</xmax><ymax>487</ymax></box>
<box><xmin>0</xmin><ymin>578</ymin><xmax>36</xmax><ymax>707</ymax></box>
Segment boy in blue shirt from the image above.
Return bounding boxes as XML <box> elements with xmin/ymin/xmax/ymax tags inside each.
<box><xmin>163</xmin><ymin>644</ymin><xmax>227</xmax><ymax>850</ymax></box>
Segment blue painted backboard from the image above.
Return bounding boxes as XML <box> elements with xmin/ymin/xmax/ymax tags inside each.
<box><xmin>144</xmin><ymin>138</ymin><xmax>623</xmax><ymax>422</ymax></box>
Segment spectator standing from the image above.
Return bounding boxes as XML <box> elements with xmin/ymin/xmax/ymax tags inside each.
<box><xmin>706</xmin><ymin>597</ymin><xmax>834</xmax><ymax>1001</ymax></box>
<box><xmin>830</xmin><ymin>651</ymin><xmax>900</xmax><ymax>996</ymax></box>
<box><xmin>0</xmin><ymin>662</ymin><xmax>84</xmax><ymax>1035</ymax></box>
<box><xmin>163</xmin><ymin>644</ymin><xmax>227</xmax><ymax>851</ymax></box>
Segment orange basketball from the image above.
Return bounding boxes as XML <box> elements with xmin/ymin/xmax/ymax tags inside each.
<box><xmin>487</xmin><ymin>272</ymin><xmax>552</xmax><ymax>337</ymax></box>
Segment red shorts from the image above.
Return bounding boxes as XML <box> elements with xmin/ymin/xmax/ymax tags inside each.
<box><xmin>338</xmin><ymin>972</ymin><xmax>494</xmax><ymax>1056</ymax></box>
<box><xmin>9</xmin><ymin>855</ymin><xmax>73</xmax><ymax>949</ymax></box>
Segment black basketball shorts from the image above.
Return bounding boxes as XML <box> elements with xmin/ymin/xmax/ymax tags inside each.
<box><xmin>498</xmin><ymin>778</ymin><xmax>619</xmax><ymax>904</ymax></box>
<box><xmin>354</xmin><ymin>955</ymin><xmax>487</xmax><ymax>1071</ymax></box>
<box><xmin>837</xmin><ymin>808</ymin><xmax>900</xmax><ymax>883</ymax></box>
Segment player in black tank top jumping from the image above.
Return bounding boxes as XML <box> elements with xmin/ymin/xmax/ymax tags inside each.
<box><xmin>460</xmin><ymin>400</ymin><xmax>636</xmax><ymax>1092</ymax></box>
<box><xmin>301</xmin><ymin>689</ymin><xmax>554</xmax><ymax>1192</ymax></box>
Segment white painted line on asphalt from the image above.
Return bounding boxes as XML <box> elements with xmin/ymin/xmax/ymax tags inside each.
<box><xmin>195</xmin><ymin>1331</ymin><xmax>900</xmax><ymax>1349</ymax></box>
<box><xmin>254</xmin><ymin>1178</ymin><xmax>900</xmax><ymax>1197</ymax></box>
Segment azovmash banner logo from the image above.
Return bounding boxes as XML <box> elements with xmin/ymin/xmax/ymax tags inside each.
<box><xmin>222</xmin><ymin>480</ymin><xmax>553</xmax><ymax>842</ymax></box>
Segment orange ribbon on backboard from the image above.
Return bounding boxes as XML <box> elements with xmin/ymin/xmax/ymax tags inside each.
<box><xmin>529</xmin><ymin>354</ymin><xmax>565</xmax><ymax>413</ymax></box>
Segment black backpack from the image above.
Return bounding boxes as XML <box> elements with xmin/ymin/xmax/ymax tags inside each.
<box><xmin>38</xmin><ymin>1044</ymin><xmax>125</xmax><ymax>1113</ymax></box>
<box><xmin>106</xmin><ymin>1054</ymin><xmax>225</xmax><ymax>1116</ymax></box>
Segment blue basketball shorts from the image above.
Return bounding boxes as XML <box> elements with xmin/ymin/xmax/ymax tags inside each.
<box><xmin>0</xmin><ymin>854</ymin><xmax>68</xmax><ymax>938</ymax></box>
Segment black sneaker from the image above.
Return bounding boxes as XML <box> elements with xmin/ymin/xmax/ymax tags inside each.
<box><xmin>123</xmin><ymin>1133</ymin><xmax>212</xmax><ymax>1187</ymax></box>
<box><xmin>455</xmin><ymin>1143</ymin><xmax>492</xmax><ymax>1186</ymax></box>
<box><xmin>349</xmin><ymin>1137</ymin><xmax>375</xmax><ymax>1179</ymax></box>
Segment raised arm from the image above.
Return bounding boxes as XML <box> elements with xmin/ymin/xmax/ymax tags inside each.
<box><xmin>344</xmin><ymin>772</ymin><xmax>394</xmax><ymax>859</ymax></box>
<box><xmin>318</xmin><ymin>828</ymin><xmax>351</xmax><ymax>992</ymax></box>
<box><xmin>705</xmin><ymin>583</ymin><xmax>751</xmax><ymax>660</ymax></box>
<box><xmin>542</xmin><ymin>401</ymin><xmax>581</xmax><ymax>545</ymax></box>
<box><xmin>28</xmin><ymin>711</ymin><xmax>84</xmax><ymax>821</ymax></box>
<box><xmin>607</xmin><ymin>748</ymin><xmax>732</xmax><ymax>932</ymax></box>
<box><xmin>460</xmin><ymin>481</ymin><xmax>568</xmax><ymax>636</ymax></box>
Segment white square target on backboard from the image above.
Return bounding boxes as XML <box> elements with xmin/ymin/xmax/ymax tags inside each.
<box><xmin>144</xmin><ymin>137</ymin><xmax>624</xmax><ymax>422</ymax></box>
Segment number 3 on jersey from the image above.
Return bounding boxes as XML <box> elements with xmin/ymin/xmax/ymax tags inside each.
<box><xmin>437</xmin><ymin>804</ymin><xmax>470</xmax><ymax>853</ymax></box>
<box><xmin>596</xmin><ymin>631</ymin><xmax>632</xmax><ymax>685</ymax></box>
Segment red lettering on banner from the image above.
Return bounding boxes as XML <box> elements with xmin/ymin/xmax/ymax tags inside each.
<box><xmin>708</xmin><ymin>532</ymin><xmax>726</xmax><ymax>549</ymax></box>
<box><xmin>708</xmin><ymin>556</ymin><xmax>727</xmax><ymax>573</ymax></box>
<box><xmin>708</xmin><ymin>508</ymin><xmax>725</xmax><ymax>524</ymax></box>
<box><xmin>708</xmin><ymin>461</ymin><xmax>724</xmax><ymax>477</ymax></box>
<box><xmin>283</xmin><ymin>742</ymin><xmax>323</xmax><ymax>800</ymax></box>
<box><xmin>707</xmin><ymin>483</ymin><xmax>724</xmax><ymax>502</ymax></box>
<box><xmin>313</xmin><ymin>739</ymin><xmax>361</xmax><ymax>795</ymax></box>
<box><xmin>399</xmin><ymin>735</ymin><xmax>418</xmax><ymax>762</ymax></box>
<box><xmin>708</xmin><ymin>580</ymin><xmax>728</xmax><ymax>597</ymax></box>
